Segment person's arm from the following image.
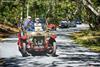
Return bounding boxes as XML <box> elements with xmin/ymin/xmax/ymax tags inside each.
<box><xmin>30</xmin><ymin>21</ymin><xmax>34</xmax><ymax>28</ymax></box>
<box><xmin>23</xmin><ymin>20</ymin><xmax>29</xmax><ymax>30</ymax></box>
<box><xmin>28</xmin><ymin>21</ymin><xmax>35</xmax><ymax>31</ymax></box>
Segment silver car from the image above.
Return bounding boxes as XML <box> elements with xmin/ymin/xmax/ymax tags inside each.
<box><xmin>59</xmin><ymin>20</ymin><xmax>76</xmax><ymax>28</ymax></box>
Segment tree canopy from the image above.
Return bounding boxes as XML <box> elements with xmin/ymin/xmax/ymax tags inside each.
<box><xmin>0</xmin><ymin>0</ymin><xmax>100</xmax><ymax>30</ymax></box>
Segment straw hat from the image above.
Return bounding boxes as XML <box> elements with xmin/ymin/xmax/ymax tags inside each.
<box><xmin>35</xmin><ymin>18</ymin><xmax>40</xmax><ymax>21</ymax></box>
<box><xmin>27</xmin><ymin>16</ymin><xmax>31</xmax><ymax>19</ymax></box>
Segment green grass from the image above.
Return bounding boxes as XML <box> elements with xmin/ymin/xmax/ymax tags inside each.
<box><xmin>89</xmin><ymin>46</ymin><xmax>100</xmax><ymax>52</ymax></box>
<box><xmin>0</xmin><ymin>23</ymin><xmax>19</xmax><ymax>40</ymax></box>
<box><xmin>72</xmin><ymin>30</ymin><xmax>100</xmax><ymax>52</ymax></box>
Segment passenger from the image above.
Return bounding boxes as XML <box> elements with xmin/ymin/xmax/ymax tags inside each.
<box><xmin>23</xmin><ymin>16</ymin><xmax>34</xmax><ymax>31</ymax></box>
<box><xmin>17</xmin><ymin>32</ymin><xmax>31</xmax><ymax>57</ymax></box>
<box><xmin>34</xmin><ymin>18</ymin><xmax>43</xmax><ymax>31</ymax></box>
<box><xmin>48</xmin><ymin>34</ymin><xmax>57</xmax><ymax>56</ymax></box>
<box><xmin>18</xmin><ymin>16</ymin><xmax>34</xmax><ymax>56</ymax></box>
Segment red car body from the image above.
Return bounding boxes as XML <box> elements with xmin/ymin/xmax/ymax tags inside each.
<box><xmin>47</xmin><ymin>24</ymin><xmax>57</xmax><ymax>30</ymax></box>
<box><xmin>17</xmin><ymin>32</ymin><xmax>56</xmax><ymax>56</ymax></box>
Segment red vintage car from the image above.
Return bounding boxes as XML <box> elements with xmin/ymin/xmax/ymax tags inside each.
<box><xmin>47</xmin><ymin>24</ymin><xmax>57</xmax><ymax>30</ymax></box>
<box><xmin>17</xmin><ymin>31</ymin><xmax>57</xmax><ymax>57</ymax></box>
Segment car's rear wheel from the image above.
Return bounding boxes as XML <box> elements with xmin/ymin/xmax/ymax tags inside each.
<box><xmin>18</xmin><ymin>42</ymin><xmax>30</xmax><ymax>57</ymax></box>
<box><xmin>47</xmin><ymin>45</ymin><xmax>57</xmax><ymax>56</ymax></box>
<box><xmin>22</xmin><ymin>43</ymin><xmax>27</xmax><ymax>53</ymax></box>
<box><xmin>52</xmin><ymin>44</ymin><xmax>57</xmax><ymax>56</ymax></box>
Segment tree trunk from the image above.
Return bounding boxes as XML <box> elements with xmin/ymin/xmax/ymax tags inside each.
<box><xmin>82</xmin><ymin>0</ymin><xmax>99</xmax><ymax>16</ymax></box>
<box><xmin>82</xmin><ymin>0</ymin><xmax>100</xmax><ymax>30</ymax></box>
<box><xmin>88</xmin><ymin>23</ymin><xmax>94</xmax><ymax>30</ymax></box>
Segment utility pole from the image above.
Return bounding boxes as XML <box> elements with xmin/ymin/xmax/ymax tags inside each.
<box><xmin>20</xmin><ymin>0</ymin><xmax>26</xmax><ymax>22</ymax></box>
<box><xmin>27</xmin><ymin>2</ymin><xmax>29</xmax><ymax>18</ymax></box>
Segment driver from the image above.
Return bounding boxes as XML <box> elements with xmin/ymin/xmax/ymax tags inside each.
<box><xmin>23</xmin><ymin>16</ymin><xmax>34</xmax><ymax>31</ymax></box>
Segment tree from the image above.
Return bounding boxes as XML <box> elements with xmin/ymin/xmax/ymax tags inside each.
<box><xmin>82</xmin><ymin>0</ymin><xmax>100</xmax><ymax>30</ymax></box>
<box><xmin>0</xmin><ymin>0</ymin><xmax>100</xmax><ymax>30</ymax></box>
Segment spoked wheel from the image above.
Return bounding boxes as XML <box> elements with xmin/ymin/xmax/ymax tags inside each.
<box><xmin>22</xmin><ymin>43</ymin><xmax>31</xmax><ymax>57</ymax></box>
<box><xmin>51</xmin><ymin>44</ymin><xmax>57</xmax><ymax>56</ymax></box>
<box><xmin>47</xmin><ymin>45</ymin><xmax>57</xmax><ymax>57</ymax></box>
<box><xmin>18</xmin><ymin>42</ymin><xmax>30</xmax><ymax>57</ymax></box>
<box><xmin>22</xmin><ymin>43</ymin><xmax>27</xmax><ymax>53</ymax></box>
<box><xmin>47</xmin><ymin>47</ymin><xmax>53</xmax><ymax>54</ymax></box>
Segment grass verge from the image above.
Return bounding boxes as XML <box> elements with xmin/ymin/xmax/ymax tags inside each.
<box><xmin>71</xmin><ymin>30</ymin><xmax>100</xmax><ymax>52</ymax></box>
<box><xmin>0</xmin><ymin>23</ymin><xmax>19</xmax><ymax>41</ymax></box>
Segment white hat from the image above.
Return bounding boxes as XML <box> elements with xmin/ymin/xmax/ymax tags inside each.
<box><xmin>27</xmin><ymin>16</ymin><xmax>31</xmax><ymax>19</ymax></box>
<box><xmin>35</xmin><ymin>18</ymin><xmax>40</xmax><ymax>21</ymax></box>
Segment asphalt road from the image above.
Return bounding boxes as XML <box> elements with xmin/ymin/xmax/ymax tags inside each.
<box><xmin>0</xmin><ymin>24</ymin><xmax>100</xmax><ymax>67</ymax></box>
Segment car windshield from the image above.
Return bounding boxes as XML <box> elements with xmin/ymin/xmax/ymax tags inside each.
<box><xmin>61</xmin><ymin>21</ymin><xmax>67</xmax><ymax>23</ymax></box>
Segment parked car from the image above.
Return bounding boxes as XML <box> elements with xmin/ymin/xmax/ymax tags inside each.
<box><xmin>76</xmin><ymin>20</ymin><xmax>82</xmax><ymax>24</ymax></box>
<box><xmin>59</xmin><ymin>20</ymin><xmax>69</xmax><ymax>28</ymax></box>
<box><xmin>48</xmin><ymin>24</ymin><xmax>57</xmax><ymax>31</ymax></box>
<box><xmin>69</xmin><ymin>20</ymin><xmax>76</xmax><ymax>27</ymax></box>
<box><xmin>59</xmin><ymin>20</ymin><xmax>76</xmax><ymax>28</ymax></box>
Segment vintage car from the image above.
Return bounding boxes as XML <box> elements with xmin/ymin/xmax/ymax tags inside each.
<box><xmin>17</xmin><ymin>30</ymin><xmax>57</xmax><ymax>57</ymax></box>
<box><xmin>59</xmin><ymin>20</ymin><xmax>76</xmax><ymax>28</ymax></box>
<box><xmin>47</xmin><ymin>24</ymin><xmax>57</xmax><ymax>31</ymax></box>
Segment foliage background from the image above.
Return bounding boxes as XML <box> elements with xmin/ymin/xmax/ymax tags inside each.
<box><xmin>0</xmin><ymin>0</ymin><xmax>100</xmax><ymax>30</ymax></box>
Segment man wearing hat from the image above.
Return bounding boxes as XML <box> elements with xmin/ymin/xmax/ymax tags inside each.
<box><xmin>34</xmin><ymin>18</ymin><xmax>43</xmax><ymax>31</ymax></box>
<box><xmin>23</xmin><ymin>16</ymin><xmax>34</xmax><ymax>31</ymax></box>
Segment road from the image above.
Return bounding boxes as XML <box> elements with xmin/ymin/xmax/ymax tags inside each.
<box><xmin>0</xmin><ymin>24</ymin><xmax>100</xmax><ymax>67</ymax></box>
